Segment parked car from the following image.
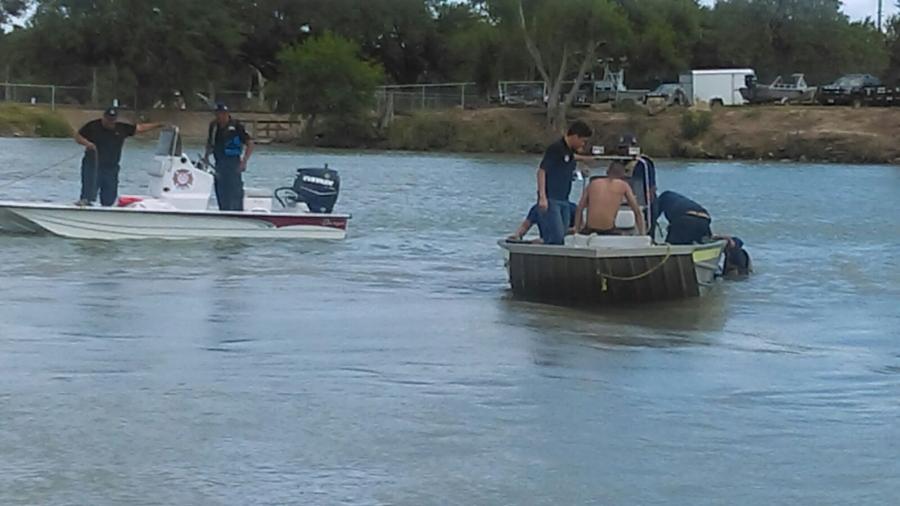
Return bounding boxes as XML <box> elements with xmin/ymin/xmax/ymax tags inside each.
<box><xmin>643</xmin><ymin>83</ymin><xmax>687</xmax><ymax>106</ymax></box>
<box><xmin>817</xmin><ymin>74</ymin><xmax>881</xmax><ymax>106</ymax></box>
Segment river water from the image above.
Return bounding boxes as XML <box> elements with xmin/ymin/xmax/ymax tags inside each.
<box><xmin>0</xmin><ymin>137</ymin><xmax>898</xmax><ymax>505</ymax></box>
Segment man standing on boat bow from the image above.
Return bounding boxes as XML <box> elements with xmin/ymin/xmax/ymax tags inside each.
<box><xmin>536</xmin><ymin>120</ymin><xmax>594</xmax><ymax>245</ymax></box>
<box><xmin>74</xmin><ymin>107</ymin><xmax>162</xmax><ymax>206</ymax></box>
<box><xmin>204</xmin><ymin>102</ymin><xmax>254</xmax><ymax>211</ymax></box>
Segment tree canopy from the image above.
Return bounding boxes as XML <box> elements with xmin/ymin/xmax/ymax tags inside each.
<box><xmin>0</xmin><ymin>0</ymin><xmax>894</xmax><ymax>115</ymax></box>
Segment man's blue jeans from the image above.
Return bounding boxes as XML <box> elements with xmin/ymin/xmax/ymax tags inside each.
<box><xmin>537</xmin><ymin>199</ymin><xmax>569</xmax><ymax>245</ymax></box>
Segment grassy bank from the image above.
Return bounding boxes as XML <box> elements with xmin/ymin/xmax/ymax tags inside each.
<box><xmin>359</xmin><ymin>105</ymin><xmax>900</xmax><ymax>164</ymax></box>
<box><xmin>0</xmin><ymin>104</ymin><xmax>73</xmax><ymax>138</ymax></box>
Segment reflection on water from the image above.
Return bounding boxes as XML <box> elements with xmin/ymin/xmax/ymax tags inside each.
<box><xmin>1</xmin><ymin>138</ymin><xmax>899</xmax><ymax>504</ymax></box>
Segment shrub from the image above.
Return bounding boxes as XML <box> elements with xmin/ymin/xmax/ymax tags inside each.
<box><xmin>680</xmin><ymin>110</ymin><xmax>712</xmax><ymax>140</ymax></box>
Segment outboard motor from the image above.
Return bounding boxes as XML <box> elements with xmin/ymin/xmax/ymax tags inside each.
<box><xmin>275</xmin><ymin>165</ymin><xmax>340</xmax><ymax>213</ymax></box>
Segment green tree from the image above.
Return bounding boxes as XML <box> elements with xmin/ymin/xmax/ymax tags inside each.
<box><xmin>274</xmin><ymin>33</ymin><xmax>384</xmax><ymax>128</ymax></box>
<box><xmin>16</xmin><ymin>0</ymin><xmax>243</xmax><ymax>107</ymax></box>
<box><xmin>486</xmin><ymin>0</ymin><xmax>632</xmax><ymax>129</ymax></box>
<box><xmin>0</xmin><ymin>0</ymin><xmax>29</xmax><ymax>25</ymax></box>
<box><xmin>618</xmin><ymin>0</ymin><xmax>702</xmax><ymax>85</ymax></box>
<box><xmin>694</xmin><ymin>0</ymin><xmax>887</xmax><ymax>84</ymax></box>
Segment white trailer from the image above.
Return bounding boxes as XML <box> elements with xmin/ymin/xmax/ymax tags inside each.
<box><xmin>679</xmin><ymin>69</ymin><xmax>756</xmax><ymax>106</ymax></box>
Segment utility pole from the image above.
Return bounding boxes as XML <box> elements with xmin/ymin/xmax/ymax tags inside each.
<box><xmin>879</xmin><ymin>0</ymin><xmax>884</xmax><ymax>32</ymax></box>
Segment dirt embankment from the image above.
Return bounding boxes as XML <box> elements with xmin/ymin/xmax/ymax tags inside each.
<box><xmin>379</xmin><ymin>105</ymin><xmax>900</xmax><ymax>164</ymax></box>
<box><xmin>5</xmin><ymin>104</ymin><xmax>900</xmax><ymax>164</ymax></box>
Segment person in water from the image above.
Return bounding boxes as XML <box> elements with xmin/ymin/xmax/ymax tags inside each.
<box><xmin>535</xmin><ymin>120</ymin><xmax>594</xmax><ymax>245</ymax></box>
<box><xmin>574</xmin><ymin>162</ymin><xmax>645</xmax><ymax>236</ymax></box>
<box><xmin>719</xmin><ymin>235</ymin><xmax>752</xmax><ymax>276</ymax></box>
<box><xmin>653</xmin><ymin>190</ymin><xmax>712</xmax><ymax>245</ymax></box>
<box><xmin>508</xmin><ymin>202</ymin><xmax>577</xmax><ymax>243</ymax></box>
<box><xmin>74</xmin><ymin>107</ymin><xmax>161</xmax><ymax>206</ymax></box>
<box><xmin>204</xmin><ymin>102</ymin><xmax>254</xmax><ymax>211</ymax></box>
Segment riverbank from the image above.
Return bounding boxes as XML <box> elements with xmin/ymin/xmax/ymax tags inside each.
<box><xmin>375</xmin><ymin>105</ymin><xmax>900</xmax><ymax>164</ymax></box>
<box><xmin>3</xmin><ymin>103</ymin><xmax>898</xmax><ymax>164</ymax></box>
<box><xmin>0</xmin><ymin>104</ymin><xmax>72</xmax><ymax>138</ymax></box>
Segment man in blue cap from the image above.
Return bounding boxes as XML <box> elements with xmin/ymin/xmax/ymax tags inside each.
<box><xmin>204</xmin><ymin>102</ymin><xmax>254</xmax><ymax>211</ymax></box>
<box><xmin>74</xmin><ymin>107</ymin><xmax>161</xmax><ymax>206</ymax></box>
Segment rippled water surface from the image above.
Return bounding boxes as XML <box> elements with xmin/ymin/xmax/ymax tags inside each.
<box><xmin>1</xmin><ymin>137</ymin><xmax>898</xmax><ymax>505</ymax></box>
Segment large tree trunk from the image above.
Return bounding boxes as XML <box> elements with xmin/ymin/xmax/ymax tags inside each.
<box><xmin>251</xmin><ymin>65</ymin><xmax>266</xmax><ymax>110</ymax></box>
<box><xmin>546</xmin><ymin>45</ymin><xmax>570</xmax><ymax>131</ymax></box>
<box><xmin>558</xmin><ymin>40</ymin><xmax>599</xmax><ymax>128</ymax></box>
<box><xmin>516</xmin><ymin>0</ymin><xmax>573</xmax><ymax>131</ymax></box>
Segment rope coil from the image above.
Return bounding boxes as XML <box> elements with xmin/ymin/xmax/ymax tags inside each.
<box><xmin>597</xmin><ymin>245</ymin><xmax>673</xmax><ymax>291</ymax></box>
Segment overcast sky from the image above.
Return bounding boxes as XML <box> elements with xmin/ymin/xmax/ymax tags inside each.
<box><xmin>699</xmin><ymin>0</ymin><xmax>895</xmax><ymax>21</ymax></box>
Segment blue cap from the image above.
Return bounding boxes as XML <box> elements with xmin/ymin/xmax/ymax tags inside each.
<box><xmin>103</xmin><ymin>107</ymin><xmax>118</xmax><ymax>118</ymax></box>
<box><xmin>214</xmin><ymin>102</ymin><xmax>229</xmax><ymax>112</ymax></box>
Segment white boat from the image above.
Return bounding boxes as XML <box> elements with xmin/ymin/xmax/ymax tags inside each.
<box><xmin>0</xmin><ymin>127</ymin><xmax>350</xmax><ymax>240</ymax></box>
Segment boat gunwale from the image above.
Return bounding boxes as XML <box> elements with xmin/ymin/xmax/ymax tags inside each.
<box><xmin>498</xmin><ymin>238</ymin><xmax>726</xmax><ymax>259</ymax></box>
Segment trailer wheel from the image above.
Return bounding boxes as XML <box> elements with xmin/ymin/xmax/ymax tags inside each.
<box><xmin>710</xmin><ymin>98</ymin><xmax>724</xmax><ymax>108</ymax></box>
<box><xmin>851</xmin><ymin>98</ymin><xmax>863</xmax><ymax>109</ymax></box>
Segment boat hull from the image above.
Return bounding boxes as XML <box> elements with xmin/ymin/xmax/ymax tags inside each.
<box><xmin>0</xmin><ymin>202</ymin><xmax>349</xmax><ymax>240</ymax></box>
<box><xmin>500</xmin><ymin>240</ymin><xmax>725</xmax><ymax>305</ymax></box>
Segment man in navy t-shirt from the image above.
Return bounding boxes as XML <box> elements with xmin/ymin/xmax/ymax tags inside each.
<box><xmin>535</xmin><ymin>121</ymin><xmax>594</xmax><ymax>244</ymax></box>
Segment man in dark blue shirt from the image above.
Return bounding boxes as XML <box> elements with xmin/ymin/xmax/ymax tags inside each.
<box><xmin>653</xmin><ymin>190</ymin><xmax>712</xmax><ymax>245</ymax></box>
<box><xmin>535</xmin><ymin>120</ymin><xmax>594</xmax><ymax>244</ymax></box>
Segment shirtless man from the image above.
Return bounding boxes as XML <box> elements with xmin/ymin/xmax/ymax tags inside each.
<box><xmin>574</xmin><ymin>162</ymin><xmax>646</xmax><ymax>236</ymax></box>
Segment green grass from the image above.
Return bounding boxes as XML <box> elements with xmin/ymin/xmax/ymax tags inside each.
<box><xmin>0</xmin><ymin>104</ymin><xmax>73</xmax><ymax>137</ymax></box>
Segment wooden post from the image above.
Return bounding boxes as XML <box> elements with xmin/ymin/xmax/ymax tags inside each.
<box><xmin>421</xmin><ymin>86</ymin><xmax>426</xmax><ymax>109</ymax></box>
<box><xmin>3</xmin><ymin>64</ymin><xmax>10</xmax><ymax>101</ymax></box>
<box><xmin>51</xmin><ymin>85</ymin><xmax>56</xmax><ymax>110</ymax></box>
<box><xmin>460</xmin><ymin>84</ymin><xmax>466</xmax><ymax>109</ymax></box>
<box><xmin>91</xmin><ymin>67</ymin><xmax>99</xmax><ymax>107</ymax></box>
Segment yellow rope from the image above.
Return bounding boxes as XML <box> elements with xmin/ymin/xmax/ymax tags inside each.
<box><xmin>597</xmin><ymin>245</ymin><xmax>673</xmax><ymax>291</ymax></box>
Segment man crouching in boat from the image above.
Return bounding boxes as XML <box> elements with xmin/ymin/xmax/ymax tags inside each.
<box><xmin>574</xmin><ymin>162</ymin><xmax>645</xmax><ymax>236</ymax></box>
<box><xmin>508</xmin><ymin>201</ymin><xmax>577</xmax><ymax>243</ymax></box>
<box><xmin>652</xmin><ymin>191</ymin><xmax>712</xmax><ymax>245</ymax></box>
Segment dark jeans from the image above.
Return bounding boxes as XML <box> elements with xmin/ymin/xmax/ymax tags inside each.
<box><xmin>80</xmin><ymin>158</ymin><xmax>120</xmax><ymax>206</ymax></box>
<box><xmin>646</xmin><ymin>195</ymin><xmax>659</xmax><ymax>239</ymax></box>
<box><xmin>666</xmin><ymin>215</ymin><xmax>712</xmax><ymax>245</ymax></box>
<box><xmin>214</xmin><ymin>158</ymin><xmax>244</xmax><ymax>211</ymax></box>
<box><xmin>537</xmin><ymin>199</ymin><xmax>569</xmax><ymax>245</ymax></box>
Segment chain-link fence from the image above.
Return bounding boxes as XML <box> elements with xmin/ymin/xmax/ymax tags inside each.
<box><xmin>376</xmin><ymin>83</ymin><xmax>491</xmax><ymax>113</ymax></box>
<box><xmin>1</xmin><ymin>83</ymin><xmax>93</xmax><ymax>109</ymax></box>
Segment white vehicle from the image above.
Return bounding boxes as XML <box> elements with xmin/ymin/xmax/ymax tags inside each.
<box><xmin>0</xmin><ymin>127</ymin><xmax>350</xmax><ymax>240</ymax></box>
<box><xmin>679</xmin><ymin>69</ymin><xmax>756</xmax><ymax>106</ymax></box>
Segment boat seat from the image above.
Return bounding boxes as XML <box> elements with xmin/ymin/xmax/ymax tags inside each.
<box><xmin>566</xmin><ymin>234</ymin><xmax>652</xmax><ymax>248</ymax></box>
<box><xmin>244</xmin><ymin>187</ymin><xmax>271</xmax><ymax>198</ymax></box>
<box><xmin>615</xmin><ymin>209</ymin><xmax>636</xmax><ymax>229</ymax></box>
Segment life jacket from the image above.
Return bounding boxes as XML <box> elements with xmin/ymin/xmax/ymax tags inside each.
<box><xmin>208</xmin><ymin>120</ymin><xmax>244</xmax><ymax>158</ymax></box>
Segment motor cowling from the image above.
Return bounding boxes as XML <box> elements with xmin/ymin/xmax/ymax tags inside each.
<box><xmin>292</xmin><ymin>167</ymin><xmax>340</xmax><ymax>213</ymax></box>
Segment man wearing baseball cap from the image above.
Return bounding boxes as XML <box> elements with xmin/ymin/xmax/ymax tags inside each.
<box><xmin>204</xmin><ymin>102</ymin><xmax>254</xmax><ymax>211</ymax></box>
<box><xmin>74</xmin><ymin>107</ymin><xmax>162</xmax><ymax>206</ymax></box>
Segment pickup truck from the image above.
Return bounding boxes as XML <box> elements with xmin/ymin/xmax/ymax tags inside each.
<box><xmin>817</xmin><ymin>74</ymin><xmax>881</xmax><ymax>107</ymax></box>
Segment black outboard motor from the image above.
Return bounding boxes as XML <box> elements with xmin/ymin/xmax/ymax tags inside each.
<box><xmin>275</xmin><ymin>165</ymin><xmax>340</xmax><ymax>213</ymax></box>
